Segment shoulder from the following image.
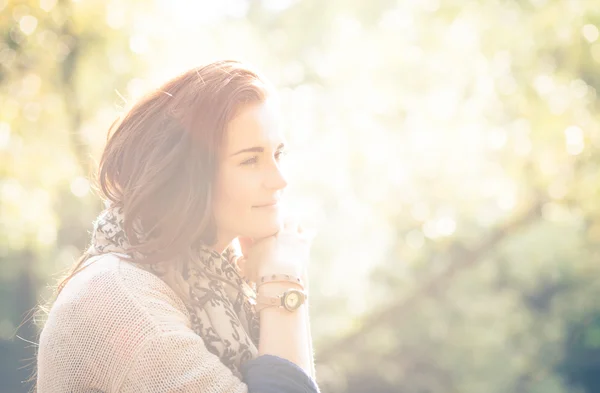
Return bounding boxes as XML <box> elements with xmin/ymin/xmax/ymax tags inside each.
<box><xmin>59</xmin><ymin>252</ymin><xmax>190</xmax><ymax>328</ymax></box>
<box><xmin>37</xmin><ymin>253</ymin><xmax>192</xmax><ymax>391</ymax></box>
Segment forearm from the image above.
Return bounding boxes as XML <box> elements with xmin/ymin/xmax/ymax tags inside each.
<box><xmin>305</xmin><ymin>301</ymin><xmax>316</xmax><ymax>379</ymax></box>
<box><xmin>257</xmin><ymin>282</ymin><xmax>313</xmax><ymax>377</ymax></box>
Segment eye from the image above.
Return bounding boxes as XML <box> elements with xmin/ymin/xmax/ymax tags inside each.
<box><xmin>240</xmin><ymin>156</ymin><xmax>258</xmax><ymax>166</ymax></box>
<box><xmin>240</xmin><ymin>149</ymin><xmax>287</xmax><ymax>166</ymax></box>
<box><xmin>275</xmin><ymin>149</ymin><xmax>288</xmax><ymax>160</ymax></box>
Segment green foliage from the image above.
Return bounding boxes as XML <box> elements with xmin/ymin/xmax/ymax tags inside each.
<box><xmin>1</xmin><ymin>0</ymin><xmax>600</xmax><ymax>392</ymax></box>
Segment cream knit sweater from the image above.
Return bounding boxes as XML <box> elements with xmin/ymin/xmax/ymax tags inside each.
<box><xmin>37</xmin><ymin>253</ymin><xmax>250</xmax><ymax>392</ymax></box>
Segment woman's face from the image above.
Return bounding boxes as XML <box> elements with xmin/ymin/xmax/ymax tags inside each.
<box><xmin>212</xmin><ymin>100</ymin><xmax>288</xmax><ymax>248</ymax></box>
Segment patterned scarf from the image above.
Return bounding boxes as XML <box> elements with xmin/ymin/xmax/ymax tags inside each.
<box><xmin>84</xmin><ymin>205</ymin><xmax>260</xmax><ymax>379</ymax></box>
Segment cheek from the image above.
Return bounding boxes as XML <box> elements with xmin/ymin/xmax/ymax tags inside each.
<box><xmin>213</xmin><ymin>168</ymin><xmax>255</xmax><ymax>224</ymax></box>
<box><xmin>212</xmin><ymin>166</ymin><xmax>282</xmax><ymax>237</ymax></box>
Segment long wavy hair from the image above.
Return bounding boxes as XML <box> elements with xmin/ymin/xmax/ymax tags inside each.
<box><xmin>27</xmin><ymin>60</ymin><xmax>270</xmax><ymax>392</ymax></box>
<box><xmin>58</xmin><ymin>59</ymin><xmax>270</xmax><ymax>294</ymax></box>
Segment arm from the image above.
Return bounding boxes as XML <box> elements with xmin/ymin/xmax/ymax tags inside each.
<box><xmin>256</xmin><ymin>281</ymin><xmax>314</xmax><ymax>376</ymax></box>
<box><xmin>119</xmin><ymin>329</ymin><xmax>248</xmax><ymax>393</ymax></box>
<box><xmin>247</xmin><ymin>278</ymin><xmax>319</xmax><ymax>392</ymax></box>
<box><xmin>239</xmin><ymin>219</ymin><xmax>319</xmax><ymax>384</ymax></box>
<box><xmin>242</xmin><ymin>354</ymin><xmax>319</xmax><ymax>393</ymax></box>
<box><xmin>119</xmin><ymin>323</ymin><xmax>319</xmax><ymax>393</ymax></box>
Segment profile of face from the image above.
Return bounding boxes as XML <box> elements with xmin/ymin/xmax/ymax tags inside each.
<box><xmin>211</xmin><ymin>99</ymin><xmax>288</xmax><ymax>247</ymax></box>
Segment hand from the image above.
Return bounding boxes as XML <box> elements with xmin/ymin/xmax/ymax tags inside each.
<box><xmin>238</xmin><ymin>217</ymin><xmax>314</xmax><ymax>286</ymax></box>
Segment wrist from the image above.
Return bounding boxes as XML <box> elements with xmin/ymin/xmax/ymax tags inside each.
<box><xmin>258</xmin><ymin>266</ymin><xmax>307</xmax><ymax>282</ymax></box>
<box><xmin>255</xmin><ymin>284</ymin><xmax>309</xmax><ymax>313</ymax></box>
<box><xmin>257</xmin><ymin>281</ymin><xmax>304</xmax><ymax>295</ymax></box>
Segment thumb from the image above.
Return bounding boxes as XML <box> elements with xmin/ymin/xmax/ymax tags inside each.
<box><xmin>238</xmin><ymin>236</ymin><xmax>254</xmax><ymax>256</ymax></box>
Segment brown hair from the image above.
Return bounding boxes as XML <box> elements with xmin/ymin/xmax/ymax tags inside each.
<box><xmin>26</xmin><ymin>59</ymin><xmax>270</xmax><ymax>393</ymax></box>
<box><xmin>26</xmin><ymin>60</ymin><xmax>272</xmax><ymax>393</ymax></box>
<box><xmin>57</xmin><ymin>59</ymin><xmax>270</xmax><ymax>295</ymax></box>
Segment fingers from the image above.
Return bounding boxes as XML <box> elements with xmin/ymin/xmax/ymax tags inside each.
<box><xmin>236</xmin><ymin>255</ymin><xmax>246</xmax><ymax>272</ymax></box>
<box><xmin>300</xmin><ymin>227</ymin><xmax>318</xmax><ymax>241</ymax></box>
<box><xmin>281</xmin><ymin>217</ymin><xmax>317</xmax><ymax>240</ymax></box>
<box><xmin>282</xmin><ymin>216</ymin><xmax>296</xmax><ymax>232</ymax></box>
<box><xmin>282</xmin><ymin>216</ymin><xmax>302</xmax><ymax>234</ymax></box>
<box><xmin>238</xmin><ymin>236</ymin><xmax>254</xmax><ymax>255</ymax></box>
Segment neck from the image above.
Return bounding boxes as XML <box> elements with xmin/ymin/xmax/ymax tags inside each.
<box><xmin>208</xmin><ymin>234</ymin><xmax>235</xmax><ymax>255</ymax></box>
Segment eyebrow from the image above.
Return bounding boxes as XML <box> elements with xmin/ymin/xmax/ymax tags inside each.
<box><xmin>229</xmin><ymin>143</ymin><xmax>286</xmax><ymax>157</ymax></box>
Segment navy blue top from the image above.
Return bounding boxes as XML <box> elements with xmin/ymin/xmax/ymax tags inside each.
<box><xmin>241</xmin><ymin>354</ymin><xmax>320</xmax><ymax>393</ymax></box>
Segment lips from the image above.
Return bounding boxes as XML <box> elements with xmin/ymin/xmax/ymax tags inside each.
<box><xmin>254</xmin><ymin>201</ymin><xmax>279</xmax><ymax>208</ymax></box>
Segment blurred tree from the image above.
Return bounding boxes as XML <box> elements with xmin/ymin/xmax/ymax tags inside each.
<box><xmin>2</xmin><ymin>0</ymin><xmax>600</xmax><ymax>392</ymax></box>
<box><xmin>1</xmin><ymin>0</ymin><xmax>144</xmax><ymax>391</ymax></box>
<box><xmin>560</xmin><ymin>312</ymin><xmax>600</xmax><ymax>393</ymax></box>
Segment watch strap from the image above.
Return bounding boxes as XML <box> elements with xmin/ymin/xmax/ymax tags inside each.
<box><xmin>257</xmin><ymin>273</ymin><xmax>305</xmax><ymax>290</ymax></box>
<box><xmin>255</xmin><ymin>289</ymin><xmax>307</xmax><ymax>312</ymax></box>
<box><xmin>255</xmin><ymin>293</ymin><xmax>283</xmax><ymax>312</ymax></box>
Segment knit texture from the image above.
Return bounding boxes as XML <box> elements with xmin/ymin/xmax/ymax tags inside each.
<box><xmin>37</xmin><ymin>253</ymin><xmax>250</xmax><ymax>392</ymax></box>
<box><xmin>85</xmin><ymin>205</ymin><xmax>261</xmax><ymax>378</ymax></box>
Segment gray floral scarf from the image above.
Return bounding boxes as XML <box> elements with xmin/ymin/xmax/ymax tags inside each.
<box><xmin>84</xmin><ymin>205</ymin><xmax>260</xmax><ymax>379</ymax></box>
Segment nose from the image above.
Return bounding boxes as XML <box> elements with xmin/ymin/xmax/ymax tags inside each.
<box><xmin>264</xmin><ymin>161</ymin><xmax>288</xmax><ymax>191</ymax></box>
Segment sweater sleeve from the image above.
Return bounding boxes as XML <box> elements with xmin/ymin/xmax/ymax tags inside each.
<box><xmin>242</xmin><ymin>355</ymin><xmax>321</xmax><ymax>393</ymax></box>
<box><xmin>37</xmin><ymin>254</ymin><xmax>319</xmax><ymax>393</ymax></box>
<box><xmin>115</xmin><ymin>261</ymin><xmax>319</xmax><ymax>393</ymax></box>
<box><xmin>119</xmin><ymin>327</ymin><xmax>248</xmax><ymax>393</ymax></box>
<box><xmin>119</xmin><ymin>324</ymin><xmax>320</xmax><ymax>393</ymax></box>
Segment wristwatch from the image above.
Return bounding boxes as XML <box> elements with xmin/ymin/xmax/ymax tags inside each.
<box><xmin>255</xmin><ymin>288</ymin><xmax>308</xmax><ymax>312</ymax></box>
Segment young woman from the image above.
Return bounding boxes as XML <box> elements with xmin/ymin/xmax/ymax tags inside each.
<box><xmin>35</xmin><ymin>60</ymin><xmax>319</xmax><ymax>392</ymax></box>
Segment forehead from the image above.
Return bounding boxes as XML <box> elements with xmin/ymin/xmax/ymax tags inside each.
<box><xmin>224</xmin><ymin>100</ymin><xmax>285</xmax><ymax>152</ymax></box>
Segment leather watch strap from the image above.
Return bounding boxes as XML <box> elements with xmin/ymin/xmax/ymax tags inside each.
<box><xmin>255</xmin><ymin>293</ymin><xmax>283</xmax><ymax>311</ymax></box>
<box><xmin>255</xmin><ymin>288</ymin><xmax>307</xmax><ymax>312</ymax></box>
<box><xmin>257</xmin><ymin>273</ymin><xmax>305</xmax><ymax>290</ymax></box>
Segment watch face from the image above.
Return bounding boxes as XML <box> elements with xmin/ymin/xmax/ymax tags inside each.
<box><xmin>284</xmin><ymin>290</ymin><xmax>302</xmax><ymax>310</ymax></box>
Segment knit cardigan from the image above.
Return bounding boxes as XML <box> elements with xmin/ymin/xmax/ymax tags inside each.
<box><xmin>36</xmin><ymin>253</ymin><xmax>319</xmax><ymax>392</ymax></box>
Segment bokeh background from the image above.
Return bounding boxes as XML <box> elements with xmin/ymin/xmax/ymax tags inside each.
<box><xmin>2</xmin><ymin>0</ymin><xmax>600</xmax><ymax>392</ymax></box>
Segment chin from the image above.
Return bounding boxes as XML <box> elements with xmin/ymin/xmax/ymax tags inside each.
<box><xmin>248</xmin><ymin>220</ymin><xmax>282</xmax><ymax>239</ymax></box>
